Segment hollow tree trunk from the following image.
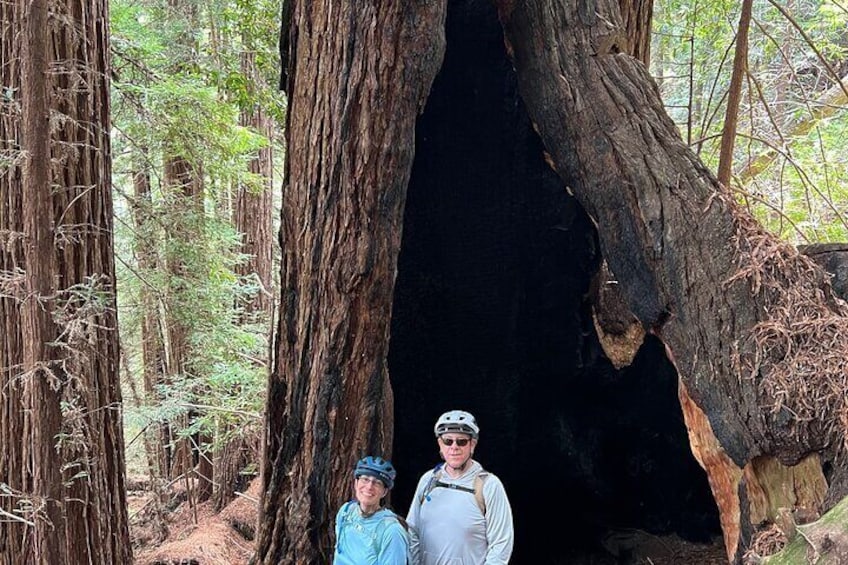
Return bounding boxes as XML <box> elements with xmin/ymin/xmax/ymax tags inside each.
<box><xmin>264</xmin><ymin>1</ymin><xmax>847</xmax><ymax>563</ymax></box>
<box><xmin>495</xmin><ymin>1</ymin><xmax>847</xmax><ymax>562</ymax></box>
<box><xmin>254</xmin><ymin>3</ymin><xmax>447</xmax><ymax>563</ymax></box>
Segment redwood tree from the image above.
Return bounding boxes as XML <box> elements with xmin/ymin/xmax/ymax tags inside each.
<box><xmin>0</xmin><ymin>0</ymin><xmax>28</xmax><ymax>560</ymax></box>
<box><xmin>254</xmin><ymin>3</ymin><xmax>447</xmax><ymax>563</ymax></box>
<box><xmin>259</xmin><ymin>1</ymin><xmax>848</xmax><ymax>564</ymax></box>
<box><xmin>211</xmin><ymin>48</ymin><xmax>276</xmax><ymax>512</ymax></box>
<box><xmin>0</xmin><ymin>0</ymin><xmax>130</xmax><ymax>561</ymax></box>
<box><xmin>497</xmin><ymin>1</ymin><xmax>846</xmax><ymax>561</ymax></box>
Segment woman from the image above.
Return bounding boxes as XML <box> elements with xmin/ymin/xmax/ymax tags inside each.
<box><xmin>334</xmin><ymin>456</ymin><xmax>409</xmax><ymax>564</ymax></box>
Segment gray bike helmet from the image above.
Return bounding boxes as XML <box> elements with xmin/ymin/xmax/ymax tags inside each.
<box><xmin>434</xmin><ymin>410</ymin><xmax>480</xmax><ymax>439</ymax></box>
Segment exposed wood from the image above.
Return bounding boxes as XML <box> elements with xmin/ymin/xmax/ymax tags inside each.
<box><xmin>256</xmin><ymin>2</ymin><xmax>447</xmax><ymax>563</ymax></box>
<box><xmin>753</xmin><ymin>496</ymin><xmax>848</xmax><ymax>564</ymax></box>
<box><xmin>681</xmin><ymin>381</ymin><xmax>829</xmax><ymax>563</ymax></box>
<box><xmin>680</xmin><ymin>379</ymin><xmax>744</xmax><ymax>562</ymax></box>
<box><xmin>590</xmin><ymin>260</ymin><xmax>645</xmax><ymax>368</ymax></box>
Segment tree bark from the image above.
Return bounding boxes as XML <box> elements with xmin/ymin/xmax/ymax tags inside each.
<box><xmin>3</xmin><ymin>0</ymin><xmax>131</xmax><ymax>562</ymax></box>
<box><xmin>0</xmin><ymin>0</ymin><xmax>29</xmax><ymax>560</ymax></box>
<box><xmin>617</xmin><ymin>0</ymin><xmax>652</xmax><ymax>66</ymax></box>
<box><xmin>21</xmin><ymin>0</ymin><xmax>66</xmax><ymax>559</ymax></box>
<box><xmin>45</xmin><ymin>0</ymin><xmax>132</xmax><ymax>559</ymax></box>
<box><xmin>255</xmin><ymin>2</ymin><xmax>447</xmax><ymax>563</ymax></box>
<box><xmin>496</xmin><ymin>0</ymin><xmax>847</xmax><ymax>561</ymax></box>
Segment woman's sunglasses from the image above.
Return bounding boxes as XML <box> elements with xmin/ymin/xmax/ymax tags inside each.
<box><xmin>440</xmin><ymin>437</ymin><xmax>471</xmax><ymax>447</ymax></box>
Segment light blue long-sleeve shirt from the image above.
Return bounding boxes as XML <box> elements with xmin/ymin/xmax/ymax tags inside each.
<box><xmin>334</xmin><ymin>501</ymin><xmax>409</xmax><ymax>565</ymax></box>
<box><xmin>406</xmin><ymin>460</ymin><xmax>514</xmax><ymax>564</ymax></box>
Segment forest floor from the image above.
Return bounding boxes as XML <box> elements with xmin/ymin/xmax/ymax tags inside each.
<box><xmin>129</xmin><ymin>475</ymin><xmax>259</xmax><ymax>565</ymax></box>
<box><xmin>129</xmin><ymin>474</ymin><xmax>733</xmax><ymax>564</ymax></box>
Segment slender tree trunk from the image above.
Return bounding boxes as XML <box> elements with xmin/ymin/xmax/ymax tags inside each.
<box><xmin>131</xmin><ymin>166</ymin><xmax>171</xmax><ymax>479</ymax></box>
<box><xmin>21</xmin><ymin>0</ymin><xmax>65</xmax><ymax>560</ymax></box>
<box><xmin>235</xmin><ymin>50</ymin><xmax>274</xmax><ymax>318</ymax></box>
<box><xmin>0</xmin><ymin>0</ymin><xmax>30</xmax><ymax>560</ymax></box>
<box><xmin>255</xmin><ymin>3</ymin><xmax>447</xmax><ymax>563</ymax></box>
<box><xmin>163</xmin><ymin>155</ymin><xmax>204</xmax><ymax>491</ymax></box>
<box><xmin>496</xmin><ymin>1</ymin><xmax>847</xmax><ymax>561</ymax></box>
<box><xmin>717</xmin><ymin>0</ymin><xmax>752</xmax><ymax>188</ymax></box>
<box><xmin>212</xmin><ymin>49</ymin><xmax>275</xmax><ymax>511</ymax></box>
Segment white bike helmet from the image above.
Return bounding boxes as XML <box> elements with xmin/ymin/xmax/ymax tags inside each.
<box><xmin>434</xmin><ymin>410</ymin><xmax>479</xmax><ymax>439</ymax></box>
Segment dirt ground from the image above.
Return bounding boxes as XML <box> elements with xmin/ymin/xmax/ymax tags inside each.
<box><xmin>130</xmin><ymin>476</ymin><xmax>259</xmax><ymax>565</ymax></box>
<box><xmin>129</xmin><ymin>477</ymin><xmax>733</xmax><ymax>564</ymax></box>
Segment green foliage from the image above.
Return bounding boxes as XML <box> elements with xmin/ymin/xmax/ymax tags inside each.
<box><xmin>653</xmin><ymin>0</ymin><xmax>848</xmax><ymax>244</ymax></box>
<box><xmin>110</xmin><ymin>0</ymin><xmax>283</xmax><ymax>476</ymax></box>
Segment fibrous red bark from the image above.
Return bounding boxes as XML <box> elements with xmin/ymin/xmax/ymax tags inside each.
<box><xmin>255</xmin><ymin>3</ymin><xmax>447</xmax><ymax>563</ymax></box>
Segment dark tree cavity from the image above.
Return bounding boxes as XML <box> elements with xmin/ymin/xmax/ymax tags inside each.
<box><xmin>389</xmin><ymin>2</ymin><xmax>720</xmax><ymax>562</ymax></box>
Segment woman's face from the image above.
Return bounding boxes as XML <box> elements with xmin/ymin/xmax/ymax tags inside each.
<box><xmin>355</xmin><ymin>475</ymin><xmax>387</xmax><ymax>508</ymax></box>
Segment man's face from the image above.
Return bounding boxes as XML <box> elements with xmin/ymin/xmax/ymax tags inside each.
<box><xmin>438</xmin><ymin>433</ymin><xmax>476</xmax><ymax>468</ymax></box>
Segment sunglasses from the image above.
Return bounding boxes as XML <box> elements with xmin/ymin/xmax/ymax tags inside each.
<box><xmin>440</xmin><ymin>437</ymin><xmax>471</xmax><ymax>447</ymax></box>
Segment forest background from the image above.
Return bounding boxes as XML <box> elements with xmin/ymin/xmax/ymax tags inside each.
<box><xmin>117</xmin><ymin>0</ymin><xmax>848</xmax><ymax>484</ymax></box>
<box><xmin>1</xmin><ymin>0</ymin><xmax>848</xmax><ymax>562</ymax></box>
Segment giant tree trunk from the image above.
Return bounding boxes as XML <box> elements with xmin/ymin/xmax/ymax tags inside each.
<box><xmin>495</xmin><ymin>1</ymin><xmax>847</xmax><ymax>562</ymax></box>
<box><xmin>254</xmin><ymin>3</ymin><xmax>447</xmax><ymax>563</ymax></box>
<box><xmin>263</xmin><ymin>1</ymin><xmax>847</xmax><ymax>563</ymax></box>
<box><xmin>2</xmin><ymin>0</ymin><xmax>131</xmax><ymax>561</ymax></box>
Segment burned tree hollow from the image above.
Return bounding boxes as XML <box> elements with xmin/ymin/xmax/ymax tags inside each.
<box><xmin>388</xmin><ymin>2</ymin><xmax>721</xmax><ymax>562</ymax></box>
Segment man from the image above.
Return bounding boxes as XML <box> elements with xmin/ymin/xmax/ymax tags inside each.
<box><xmin>406</xmin><ymin>410</ymin><xmax>514</xmax><ymax>564</ymax></box>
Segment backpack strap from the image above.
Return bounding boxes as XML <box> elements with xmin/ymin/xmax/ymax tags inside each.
<box><xmin>418</xmin><ymin>463</ymin><xmax>444</xmax><ymax>505</ymax></box>
<box><xmin>395</xmin><ymin>514</ymin><xmax>410</xmax><ymax>531</ymax></box>
<box><xmin>419</xmin><ymin>464</ymin><xmax>489</xmax><ymax>516</ymax></box>
<box><xmin>473</xmin><ymin>472</ymin><xmax>489</xmax><ymax>516</ymax></box>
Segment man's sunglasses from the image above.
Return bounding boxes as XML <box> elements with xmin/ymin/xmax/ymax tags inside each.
<box><xmin>440</xmin><ymin>437</ymin><xmax>471</xmax><ymax>447</ymax></box>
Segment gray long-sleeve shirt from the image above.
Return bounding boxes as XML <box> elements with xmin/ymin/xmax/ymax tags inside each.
<box><xmin>406</xmin><ymin>460</ymin><xmax>514</xmax><ymax>564</ymax></box>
